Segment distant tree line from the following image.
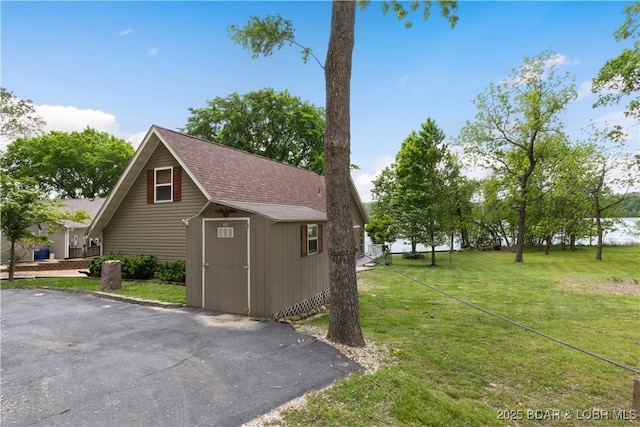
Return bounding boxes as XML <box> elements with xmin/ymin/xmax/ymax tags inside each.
<box><xmin>620</xmin><ymin>193</ymin><xmax>640</xmax><ymax>217</ymax></box>
<box><xmin>367</xmin><ymin>50</ymin><xmax>640</xmax><ymax>263</ymax></box>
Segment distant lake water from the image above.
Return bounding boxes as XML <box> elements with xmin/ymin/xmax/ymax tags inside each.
<box><xmin>364</xmin><ymin>217</ymin><xmax>640</xmax><ymax>255</ymax></box>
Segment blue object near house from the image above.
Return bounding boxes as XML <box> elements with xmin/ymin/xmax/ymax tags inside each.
<box><xmin>34</xmin><ymin>248</ymin><xmax>50</xmax><ymax>260</ymax></box>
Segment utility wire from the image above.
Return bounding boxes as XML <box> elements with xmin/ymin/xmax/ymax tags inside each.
<box><xmin>362</xmin><ymin>255</ymin><xmax>640</xmax><ymax>375</ymax></box>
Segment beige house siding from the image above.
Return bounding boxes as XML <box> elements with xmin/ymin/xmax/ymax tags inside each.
<box><xmin>48</xmin><ymin>228</ymin><xmax>66</xmax><ymax>259</ymax></box>
<box><xmin>269</xmin><ymin>222</ymin><xmax>329</xmax><ymax>315</ymax></box>
<box><xmin>351</xmin><ymin>195</ymin><xmax>367</xmax><ymax>256</ymax></box>
<box><xmin>104</xmin><ymin>144</ymin><xmax>207</xmax><ymax>260</ymax></box>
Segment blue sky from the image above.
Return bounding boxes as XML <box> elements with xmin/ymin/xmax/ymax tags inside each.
<box><xmin>2</xmin><ymin>1</ymin><xmax>637</xmax><ymax>201</ymax></box>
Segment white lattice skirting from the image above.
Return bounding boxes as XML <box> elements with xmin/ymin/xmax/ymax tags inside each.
<box><xmin>272</xmin><ymin>288</ymin><xmax>330</xmax><ymax>320</ymax></box>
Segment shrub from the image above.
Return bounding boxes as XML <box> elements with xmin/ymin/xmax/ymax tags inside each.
<box><xmin>123</xmin><ymin>255</ymin><xmax>157</xmax><ymax>280</ymax></box>
<box><xmin>154</xmin><ymin>259</ymin><xmax>186</xmax><ymax>284</ymax></box>
<box><xmin>89</xmin><ymin>254</ymin><xmax>158</xmax><ymax>280</ymax></box>
<box><xmin>402</xmin><ymin>252</ymin><xmax>425</xmax><ymax>260</ymax></box>
<box><xmin>89</xmin><ymin>254</ymin><xmax>126</xmax><ymax>277</ymax></box>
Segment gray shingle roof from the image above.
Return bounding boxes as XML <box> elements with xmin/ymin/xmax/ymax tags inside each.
<box><xmin>88</xmin><ymin>126</ymin><xmax>367</xmax><ymax>236</ymax></box>
<box><xmin>155</xmin><ymin>126</ymin><xmax>327</xmax><ymax>213</ymax></box>
<box><xmin>216</xmin><ymin>201</ymin><xmax>327</xmax><ymax>222</ymax></box>
<box><xmin>59</xmin><ymin>198</ymin><xmax>105</xmax><ymax>228</ymax></box>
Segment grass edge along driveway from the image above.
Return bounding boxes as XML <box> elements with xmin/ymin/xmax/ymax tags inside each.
<box><xmin>285</xmin><ymin>247</ymin><xmax>639</xmax><ymax>426</ymax></box>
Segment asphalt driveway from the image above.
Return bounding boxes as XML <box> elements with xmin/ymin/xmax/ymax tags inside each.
<box><xmin>0</xmin><ymin>289</ymin><xmax>360</xmax><ymax>426</ymax></box>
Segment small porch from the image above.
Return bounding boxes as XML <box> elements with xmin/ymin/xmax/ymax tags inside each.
<box><xmin>68</xmin><ymin>245</ymin><xmax>101</xmax><ymax>259</ymax></box>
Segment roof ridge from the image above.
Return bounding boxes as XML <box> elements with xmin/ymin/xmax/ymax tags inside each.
<box><xmin>152</xmin><ymin>125</ymin><xmax>323</xmax><ymax>177</ymax></box>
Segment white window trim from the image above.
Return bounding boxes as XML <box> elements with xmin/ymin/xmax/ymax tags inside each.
<box><xmin>307</xmin><ymin>223</ymin><xmax>319</xmax><ymax>255</ymax></box>
<box><xmin>155</xmin><ymin>166</ymin><xmax>173</xmax><ymax>203</ymax></box>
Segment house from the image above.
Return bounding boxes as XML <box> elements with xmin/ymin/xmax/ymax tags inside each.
<box><xmin>86</xmin><ymin>125</ymin><xmax>368</xmax><ymax>318</ymax></box>
<box><xmin>0</xmin><ymin>198</ymin><xmax>104</xmax><ymax>263</ymax></box>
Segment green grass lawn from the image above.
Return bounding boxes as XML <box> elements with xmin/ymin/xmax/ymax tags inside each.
<box><xmin>0</xmin><ymin>277</ymin><xmax>186</xmax><ymax>304</ymax></box>
<box><xmin>2</xmin><ymin>246</ymin><xmax>638</xmax><ymax>425</ymax></box>
<box><xmin>284</xmin><ymin>246</ymin><xmax>640</xmax><ymax>426</ymax></box>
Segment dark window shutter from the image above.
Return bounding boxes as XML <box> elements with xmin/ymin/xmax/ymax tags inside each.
<box><xmin>318</xmin><ymin>224</ymin><xmax>323</xmax><ymax>253</ymax></box>
<box><xmin>300</xmin><ymin>225</ymin><xmax>308</xmax><ymax>257</ymax></box>
<box><xmin>147</xmin><ymin>170</ymin><xmax>154</xmax><ymax>204</ymax></box>
<box><xmin>173</xmin><ymin>166</ymin><xmax>182</xmax><ymax>202</ymax></box>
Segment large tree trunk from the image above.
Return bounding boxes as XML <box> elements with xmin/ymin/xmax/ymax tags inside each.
<box><xmin>545</xmin><ymin>235</ymin><xmax>551</xmax><ymax>255</ymax></box>
<box><xmin>515</xmin><ymin>152</ymin><xmax>537</xmax><ymax>262</ymax></box>
<box><xmin>570</xmin><ymin>234</ymin><xmax>576</xmax><ymax>252</ymax></box>
<box><xmin>430</xmin><ymin>222</ymin><xmax>436</xmax><ymax>266</ymax></box>
<box><xmin>594</xmin><ymin>195</ymin><xmax>603</xmax><ymax>260</ymax></box>
<box><xmin>325</xmin><ymin>1</ymin><xmax>365</xmax><ymax>347</ymax></box>
<box><xmin>8</xmin><ymin>240</ymin><xmax>16</xmax><ymax>281</ymax></box>
<box><xmin>515</xmin><ymin>199</ymin><xmax>526</xmax><ymax>262</ymax></box>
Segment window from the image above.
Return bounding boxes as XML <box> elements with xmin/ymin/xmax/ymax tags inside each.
<box><xmin>147</xmin><ymin>166</ymin><xmax>181</xmax><ymax>204</ymax></box>
<box><xmin>307</xmin><ymin>224</ymin><xmax>319</xmax><ymax>254</ymax></box>
<box><xmin>155</xmin><ymin>168</ymin><xmax>172</xmax><ymax>202</ymax></box>
<box><xmin>217</xmin><ymin>226</ymin><xmax>234</xmax><ymax>239</ymax></box>
<box><xmin>301</xmin><ymin>224</ymin><xmax>323</xmax><ymax>257</ymax></box>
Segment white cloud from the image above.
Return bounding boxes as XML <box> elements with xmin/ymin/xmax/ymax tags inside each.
<box><xmin>545</xmin><ymin>53</ymin><xmax>579</xmax><ymax>68</ymax></box>
<box><xmin>503</xmin><ymin>52</ymin><xmax>579</xmax><ymax>86</ymax></box>
<box><xmin>127</xmin><ymin>130</ymin><xmax>148</xmax><ymax>148</ymax></box>
<box><xmin>461</xmin><ymin>165</ymin><xmax>493</xmax><ymax>181</ymax></box>
<box><xmin>594</xmin><ymin>110</ymin><xmax>640</xmax><ymax>145</ymax></box>
<box><xmin>593</xmin><ymin>74</ymin><xmax>625</xmax><ymax>95</ymax></box>
<box><xmin>576</xmin><ymin>80</ymin><xmax>593</xmax><ymax>101</ymax></box>
<box><xmin>33</xmin><ymin>104</ymin><xmax>147</xmax><ymax>148</ymax></box>
<box><xmin>119</xmin><ymin>28</ymin><xmax>134</xmax><ymax>36</ymax></box>
<box><xmin>352</xmin><ymin>155</ymin><xmax>395</xmax><ymax>203</ymax></box>
<box><xmin>450</xmin><ymin>144</ymin><xmax>494</xmax><ymax>181</ymax></box>
<box><xmin>36</xmin><ymin>105</ymin><xmax>121</xmax><ymax>134</ymax></box>
<box><xmin>147</xmin><ymin>47</ymin><xmax>158</xmax><ymax>56</ymax></box>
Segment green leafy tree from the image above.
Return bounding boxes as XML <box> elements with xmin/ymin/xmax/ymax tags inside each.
<box><xmin>526</xmin><ymin>139</ymin><xmax>601</xmax><ymax>253</ymax></box>
<box><xmin>579</xmin><ymin>123</ymin><xmax>639</xmax><ymax>260</ymax></box>
<box><xmin>0</xmin><ymin>87</ymin><xmax>45</xmax><ymax>141</ymax></box>
<box><xmin>228</xmin><ymin>1</ymin><xmax>458</xmax><ymax>347</ymax></box>
<box><xmin>1</xmin><ymin>177</ymin><xmax>90</xmax><ymax>280</ymax></box>
<box><xmin>621</xmin><ymin>192</ymin><xmax>640</xmax><ymax>216</ymax></box>
<box><xmin>459</xmin><ymin>50</ymin><xmax>577</xmax><ymax>262</ymax></box>
<box><xmin>364</xmin><ymin>214</ymin><xmax>397</xmax><ymax>264</ymax></box>
<box><xmin>2</xmin><ymin>127</ymin><xmax>134</xmax><ymax>198</ymax></box>
<box><xmin>371</xmin><ymin>117</ymin><xmax>457</xmax><ymax>266</ymax></box>
<box><xmin>592</xmin><ymin>2</ymin><xmax>640</xmax><ymax>119</ymax></box>
<box><xmin>472</xmin><ymin>177</ymin><xmax>517</xmax><ymax>249</ymax></box>
<box><xmin>182</xmin><ymin>88</ymin><xmax>325</xmax><ymax>174</ymax></box>
<box><xmin>447</xmin><ymin>174</ymin><xmax>476</xmax><ymax>250</ymax></box>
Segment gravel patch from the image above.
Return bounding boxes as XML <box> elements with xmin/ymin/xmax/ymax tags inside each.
<box><xmin>561</xmin><ymin>276</ymin><xmax>640</xmax><ymax>295</ymax></box>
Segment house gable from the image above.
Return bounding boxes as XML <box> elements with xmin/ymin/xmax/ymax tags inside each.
<box><xmin>99</xmin><ymin>139</ymin><xmax>208</xmax><ymax>260</ymax></box>
<box><xmin>88</xmin><ymin>124</ymin><xmax>369</xmax><ymax>263</ymax></box>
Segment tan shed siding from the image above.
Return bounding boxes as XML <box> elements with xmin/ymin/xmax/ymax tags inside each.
<box><xmin>103</xmin><ymin>144</ymin><xmax>207</xmax><ymax>260</ymax></box>
<box><xmin>185</xmin><ymin>204</ymin><xmax>273</xmax><ymax>315</ymax></box>
<box><xmin>269</xmin><ymin>222</ymin><xmax>329</xmax><ymax>315</ymax></box>
<box><xmin>249</xmin><ymin>215</ymin><xmax>271</xmax><ymax>318</ymax></box>
<box><xmin>185</xmin><ymin>215</ymin><xmax>203</xmax><ymax>307</ymax></box>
